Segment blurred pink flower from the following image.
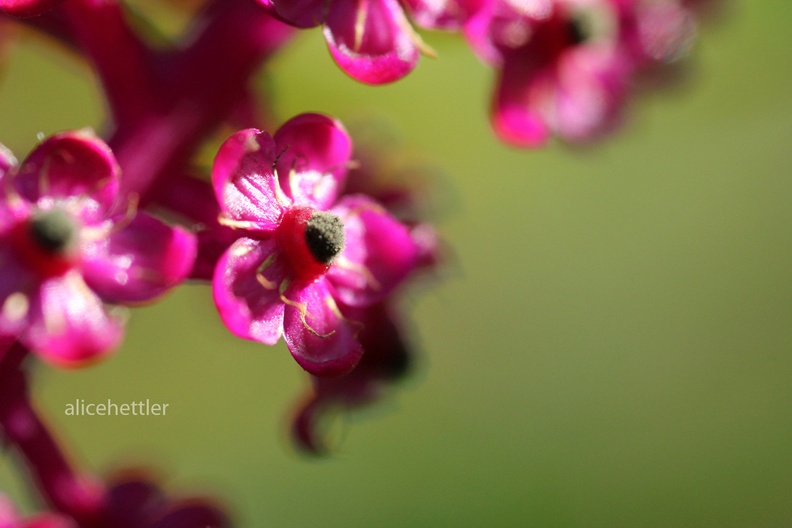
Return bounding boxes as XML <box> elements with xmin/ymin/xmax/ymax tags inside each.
<box><xmin>465</xmin><ymin>0</ymin><xmax>635</xmax><ymax>146</ymax></box>
<box><xmin>0</xmin><ymin>132</ymin><xmax>196</xmax><ymax>366</ymax></box>
<box><xmin>465</xmin><ymin>0</ymin><xmax>698</xmax><ymax>146</ymax></box>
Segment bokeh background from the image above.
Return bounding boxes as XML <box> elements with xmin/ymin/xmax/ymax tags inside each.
<box><xmin>1</xmin><ymin>2</ymin><xmax>791</xmax><ymax>526</ymax></box>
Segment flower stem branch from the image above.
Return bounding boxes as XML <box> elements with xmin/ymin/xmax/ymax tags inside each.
<box><xmin>107</xmin><ymin>0</ymin><xmax>295</xmax><ymax>202</ymax></box>
<box><xmin>0</xmin><ymin>342</ymin><xmax>104</xmax><ymax>525</ymax></box>
<box><xmin>60</xmin><ymin>0</ymin><xmax>159</xmax><ymax>130</ymax></box>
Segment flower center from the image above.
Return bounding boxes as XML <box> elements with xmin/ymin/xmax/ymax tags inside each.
<box><xmin>277</xmin><ymin>206</ymin><xmax>346</xmax><ymax>282</ymax></box>
<box><xmin>304</xmin><ymin>212</ymin><xmax>345</xmax><ymax>265</ymax></box>
<box><xmin>29</xmin><ymin>208</ymin><xmax>78</xmax><ymax>254</ymax></box>
<box><xmin>10</xmin><ymin>207</ymin><xmax>80</xmax><ymax>278</ymax></box>
<box><xmin>566</xmin><ymin>15</ymin><xmax>590</xmax><ymax>46</ymax></box>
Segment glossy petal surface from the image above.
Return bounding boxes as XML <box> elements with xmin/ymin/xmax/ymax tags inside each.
<box><xmin>324</xmin><ymin>0</ymin><xmax>419</xmax><ymax>84</ymax></box>
<box><xmin>282</xmin><ymin>279</ymin><xmax>363</xmax><ymax>377</ymax></box>
<box><xmin>213</xmin><ymin>237</ymin><xmax>288</xmax><ymax>344</ymax></box>
<box><xmin>212</xmin><ymin>129</ymin><xmax>286</xmax><ymax>231</ymax></box>
<box><xmin>81</xmin><ymin>214</ymin><xmax>197</xmax><ymax>304</ymax></box>
<box><xmin>274</xmin><ymin>113</ymin><xmax>352</xmax><ymax>210</ymax></box>
<box><xmin>24</xmin><ymin>272</ymin><xmax>123</xmax><ymax>366</ymax></box>
<box><xmin>13</xmin><ymin>131</ymin><xmax>119</xmax><ymax>223</ymax></box>
<box><xmin>328</xmin><ymin>194</ymin><xmax>419</xmax><ymax>306</ymax></box>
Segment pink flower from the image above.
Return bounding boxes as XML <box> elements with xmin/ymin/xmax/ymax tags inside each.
<box><xmin>0</xmin><ymin>131</ymin><xmax>196</xmax><ymax>366</ymax></box>
<box><xmin>212</xmin><ymin>114</ymin><xmax>421</xmax><ymax>377</ymax></box>
<box><xmin>465</xmin><ymin>0</ymin><xmax>636</xmax><ymax>146</ymax></box>
<box><xmin>258</xmin><ymin>0</ymin><xmax>428</xmax><ymax>84</ymax></box>
<box><xmin>465</xmin><ymin>0</ymin><xmax>701</xmax><ymax>147</ymax></box>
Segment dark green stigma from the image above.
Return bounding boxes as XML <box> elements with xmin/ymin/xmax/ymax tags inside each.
<box><xmin>29</xmin><ymin>209</ymin><xmax>78</xmax><ymax>254</ymax></box>
<box><xmin>305</xmin><ymin>212</ymin><xmax>345</xmax><ymax>264</ymax></box>
<box><xmin>567</xmin><ymin>15</ymin><xmax>591</xmax><ymax>46</ymax></box>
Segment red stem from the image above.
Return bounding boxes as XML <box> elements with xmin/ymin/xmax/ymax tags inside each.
<box><xmin>2</xmin><ymin>9</ymin><xmax>76</xmax><ymax>50</ymax></box>
<box><xmin>0</xmin><ymin>343</ymin><xmax>104</xmax><ymax>525</ymax></box>
<box><xmin>108</xmin><ymin>0</ymin><xmax>295</xmax><ymax>202</ymax></box>
<box><xmin>61</xmin><ymin>0</ymin><xmax>159</xmax><ymax>131</ymax></box>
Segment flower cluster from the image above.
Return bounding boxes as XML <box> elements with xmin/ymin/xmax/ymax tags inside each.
<box><xmin>255</xmin><ymin>0</ymin><xmax>712</xmax><ymax>146</ymax></box>
<box><xmin>0</xmin><ymin>0</ymin><xmax>722</xmax><ymax>525</ymax></box>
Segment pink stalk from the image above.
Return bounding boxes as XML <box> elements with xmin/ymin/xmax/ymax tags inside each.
<box><xmin>61</xmin><ymin>0</ymin><xmax>159</xmax><ymax>130</ymax></box>
<box><xmin>106</xmin><ymin>0</ymin><xmax>295</xmax><ymax>202</ymax></box>
<box><xmin>10</xmin><ymin>0</ymin><xmax>295</xmax><ymax>205</ymax></box>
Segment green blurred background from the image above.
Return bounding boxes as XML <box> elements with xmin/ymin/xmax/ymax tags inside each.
<box><xmin>2</xmin><ymin>2</ymin><xmax>792</xmax><ymax>526</ymax></box>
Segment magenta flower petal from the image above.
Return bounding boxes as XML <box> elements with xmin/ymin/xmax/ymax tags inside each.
<box><xmin>324</xmin><ymin>0</ymin><xmax>420</xmax><ymax>84</ymax></box>
<box><xmin>462</xmin><ymin>0</ymin><xmax>507</xmax><ymax>66</ymax></box>
<box><xmin>0</xmin><ymin>146</ymin><xmax>21</xmax><ymax>235</ymax></box>
<box><xmin>212</xmin><ymin>129</ymin><xmax>287</xmax><ymax>231</ymax></box>
<box><xmin>0</xmin><ymin>249</ymin><xmax>36</xmax><ymax>339</ymax></box>
<box><xmin>13</xmin><ymin>131</ymin><xmax>120</xmax><ymax>223</ymax></box>
<box><xmin>0</xmin><ymin>143</ymin><xmax>15</xmax><ymax>177</ymax></box>
<box><xmin>282</xmin><ymin>279</ymin><xmax>363</xmax><ymax>377</ymax></box>
<box><xmin>273</xmin><ymin>113</ymin><xmax>352</xmax><ymax>210</ymax></box>
<box><xmin>81</xmin><ymin>214</ymin><xmax>197</xmax><ymax>304</ymax></box>
<box><xmin>213</xmin><ymin>237</ymin><xmax>288</xmax><ymax>344</ymax></box>
<box><xmin>403</xmin><ymin>0</ymin><xmax>485</xmax><ymax>30</ymax></box>
<box><xmin>543</xmin><ymin>46</ymin><xmax>633</xmax><ymax>143</ymax></box>
<box><xmin>328</xmin><ymin>194</ymin><xmax>419</xmax><ymax>306</ymax></box>
<box><xmin>0</xmin><ymin>0</ymin><xmax>63</xmax><ymax>17</ymax></box>
<box><xmin>492</xmin><ymin>63</ymin><xmax>551</xmax><ymax>147</ymax></box>
<box><xmin>268</xmin><ymin>0</ymin><xmax>328</xmax><ymax>28</ymax></box>
<box><xmin>24</xmin><ymin>272</ymin><xmax>123</xmax><ymax>366</ymax></box>
<box><xmin>630</xmin><ymin>0</ymin><xmax>697</xmax><ymax>64</ymax></box>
